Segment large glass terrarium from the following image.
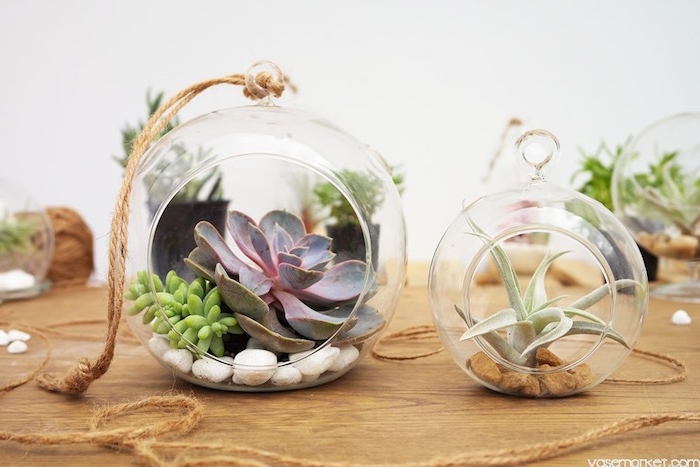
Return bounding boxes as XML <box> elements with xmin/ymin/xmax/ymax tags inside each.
<box><xmin>429</xmin><ymin>130</ymin><xmax>648</xmax><ymax>397</ymax></box>
<box><xmin>123</xmin><ymin>99</ymin><xmax>407</xmax><ymax>391</ymax></box>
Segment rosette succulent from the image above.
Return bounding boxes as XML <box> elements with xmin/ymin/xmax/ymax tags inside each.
<box><xmin>184</xmin><ymin>209</ymin><xmax>382</xmax><ymax>353</ymax></box>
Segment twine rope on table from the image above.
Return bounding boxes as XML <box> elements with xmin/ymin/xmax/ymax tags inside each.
<box><xmin>33</xmin><ymin>61</ymin><xmax>288</xmax><ymax>395</ymax></box>
<box><xmin>370</xmin><ymin>323</ymin><xmax>687</xmax><ymax>384</ymax></box>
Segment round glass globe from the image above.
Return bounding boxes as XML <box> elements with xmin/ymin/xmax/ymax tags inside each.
<box><xmin>0</xmin><ymin>179</ymin><xmax>54</xmax><ymax>301</ymax></box>
<box><xmin>124</xmin><ymin>103</ymin><xmax>407</xmax><ymax>391</ymax></box>
<box><xmin>612</xmin><ymin>112</ymin><xmax>700</xmax><ymax>302</ymax></box>
<box><xmin>429</xmin><ymin>130</ymin><xmax>648</xmax><ymax>397</ymax></box>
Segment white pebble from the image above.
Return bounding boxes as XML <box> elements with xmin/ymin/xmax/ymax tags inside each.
<box><xmin>290</xmin><ymin>346</ymin><xmax>341</xmax><ymax>377</ymax></box>
<box><xmin>232</xmin><ymin>349</ymin><xmax>278</xmax><ymax>386</ymax></box>
<box><xmin>148</xmin><ymin>335</ymin><xmax>172</xmax><ymax>358</ymax></box>
<box><xmin>328</xmin><ymin>345</ymin><xmax>360</xmax><ymax>372</ymax></box>
<box><xmin>7</xmin><ymin>340</ymin><xmax>28</xmax><ymax>354</ymax></box>
<box><xmin>163</xmin><ymin>348</ymin><xmax>194</xmax><ymax>374</ymax></box>
<box><xmin>672</xmin><ymin>309</ymin><xmax>692</xmax><ymax>326</ymax></box>
<box><xmin>7</xmin><ymin>329</ymin><xmax>31</xmax><ymax>342</ymax></box>
<box><xmin>192</xmin><ymin>356</ymin><xmax>235</xmax><ymax>383</ymax></box>
<box><xmin>270</xmin><ymin>365</ymin><xmax>303</xmax><ymax>386</ymax></box>
<box><xmin>0</xmin><ymin>330</ymin><xmax>9</xmax><ymax>346</ymax></box>
<box><xmin>0</xmin><ymin>270</ymin><xmax>36</xmax><ymax>291</ymax></box>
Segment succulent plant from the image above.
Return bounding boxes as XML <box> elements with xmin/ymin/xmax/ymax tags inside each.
<box><xmin>184</xmin><ymin>209</ymin><xmax>383</xmax><ymax>353</ymax></box>
<box><xmin>125</xmin><ymin>270</ymin><xmax>244</xmax><ymax>357</ymax></box>
<box><xmin>457</xmin><ymin>216</ymin><xmax>641</xmax><ymax>368</ymax></box>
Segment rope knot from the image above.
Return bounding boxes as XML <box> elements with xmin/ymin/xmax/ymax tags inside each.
<box><xmin>243</xmin><ymin>61</ymin><xmax>286</xmax><ymax>100</ymax></box>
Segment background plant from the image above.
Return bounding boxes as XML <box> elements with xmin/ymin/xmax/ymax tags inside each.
<box><xmin>313</xmin><ymin>167</ymin><xmax>405</xmax><ymax>226</ymax></box>
<box><xmin>115</xmin><ymin>89</ymin><xmax>223</xmax><ymax>203</ymax></box>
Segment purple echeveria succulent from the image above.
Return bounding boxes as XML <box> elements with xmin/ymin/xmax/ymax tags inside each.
<box><xmin>185</xmin><ymin>210</ymin><xmax>381</xmax><ymax>353</ymax></box>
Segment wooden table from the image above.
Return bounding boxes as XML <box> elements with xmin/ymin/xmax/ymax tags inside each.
<box><xmin>0</xmin><ymin>266</ymin><xmax>698</xmax><ymax>465</ymax></box>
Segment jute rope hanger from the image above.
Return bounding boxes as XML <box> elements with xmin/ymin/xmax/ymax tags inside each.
<box><xmin>34</xmin><ymin>61</ymin><xmax>288</xmax><ymax>395</ymax></box>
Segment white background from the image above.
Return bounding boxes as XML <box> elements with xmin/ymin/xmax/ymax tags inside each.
<box><xmin>2</xmin><ymin>0</ymin><xmax>699</xmax><ymax>282</ymax></box>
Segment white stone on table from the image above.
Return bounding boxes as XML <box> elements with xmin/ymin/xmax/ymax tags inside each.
<box><xmin>672</xmin><ymin>309</ymin><xmax>692</xmax><ymax>326</ymax></box>
<box><xmin>270</xmin><ymin>365</ymin><xmax>303</xmax><ymax>386</ymax></box>
<box><xmin>163</xmin><ymin>348</ymin><xmax>194</xmax><ymax>374</ymax></box>
<box><xmin>0</xmin><ymin>270</ymin><xmax>36</xmax><ymax>291</ymax></box>
<box><xmin>232</xmin><ymin>349</ymin><xmax>278</xmax><ymax>386</ymax></box>
<box><xmin>290</xmin><ymin>346</ymin><xmax>341</xmax><ymax>377</ymax></box>
<box><xmin>328</xmin><ymin>345</ymin><xmax>360</xmax><ymax>372</ymax></box>
<box><xmin>7</xmin><ymin>329</ymin><xmax>31</xmax><ymax>342</ymax></box>
<box><xmin>0</xmin><ymin>330</ymin><xmax>9</xmax><ymax>346</ymax></box>
<box><xmin>192</xmin><ymin>356</ymin><xmax>235</xmax><ymax>383</ymax></box>
<box><xmin>7</xmin><ymin>340</ymin><xmax>28</xmax><ymax>354</ymax></box>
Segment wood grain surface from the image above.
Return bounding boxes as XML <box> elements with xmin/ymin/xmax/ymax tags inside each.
<box><xmin>0</xmin><ymin>265</ymin><xmax>698</xmax><ymax>465</ymax></box>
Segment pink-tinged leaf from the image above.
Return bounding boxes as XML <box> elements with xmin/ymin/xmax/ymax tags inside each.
<box><xmin>278</xmin><ymin>263</ymin><xmax>324</xmax><ymax>290</ymax></box>
<box><xmin>297</xmin><ymin>234</ymin><xmax>335</xmax><ymax>269</ymax></box>
<box><xmin>249</xmin><ymin>222</ymin><xmax>276</xmax><ymax>273</ymax></box>
<box><xmin>271</xmin><ymin>224</ymin><xmax>294</xmax><ymax>260</ymax></box>
<box><xmin>184</xmin><ymin>247</ymin><xmax>216</xmax><ymax>282</ymax></box>
<box><xmin>239</xmin><ymin>266</ymin><xmax>273</xmax><ymax>296</ymax></box>
<box><xmin>234</xmin><ymin>313</ymin><xmax>315</xmax><ymax>353</ymax></box>
<box><xmin>334</xmin><ymin>305</ymin><xmax>385</xmax><ymax>345</ymax></box>
<box><xmin>192</xmin><ymin>221</ymin><xmax>247</xmax><ymax>275</ymax></box>
<box><xmin>228</xmin><ymin>211</ymin><xmax>273</xmax><ymax>275</ymax></box>
<box><xmin>273</xmin><ymin>290</ymin><xmax>347</xmax><ymax>340</ymax></box>
<box><xmin>295</xmin><ymin>260</ymin><xmax>371</xmax><ymax>305</ymax></box>
<box><xmin>277</xmin><ymin>251</ymin><xmax>303</xmax><ymax>267</ymax></box>
<box><xmin>214</xmin><ymin>264</ymin><xmax>269</xmax><ymax>321</ymax></box>
<box><xmin>259</xmin><ymin>210</ymin><xmax>306</xmax><ymax>243</ymax></box>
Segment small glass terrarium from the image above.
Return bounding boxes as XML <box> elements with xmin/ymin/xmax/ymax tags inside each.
<box><xmin>429</xmin><ymin>130</ymin><xmax>648</xmax><ymax>397</ymax></box>
<box><xmin>0</xmin><ymin>180</ymin><xmax>54</xmax><ymax>301</ymax></box>
<box><xmin>612</xmin><ymin>112</ymin><xmax>700</xmax><ymax>302</ymax></box>
<box><xmin>123</xmin><ymin>85</ymin><xmax>407</xmax><ymax>391</ymax></box>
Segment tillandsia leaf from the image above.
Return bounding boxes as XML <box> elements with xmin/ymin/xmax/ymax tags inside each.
<box><xmin>273</xmin><ymin>290</ymin><xmax>347</xmax><ymax>340</ymax></box>
<box><xmin>507</xmin><ymin>321</ymin><xmax>537</xmax><ymax>355</ymax></box>
<box><xmin>568</xmin><ymin>279</ymin><xmax>642</xmax><ymax>311</ymax></box>
<box><xmin>522</xmin><ymin>251</ymin><xmax>569</xmax><ymax>314</ymax></box>
<box><xmin>460</xmin><ymin>308</ymin><xmax>518</xmax><ymax>341</ymax></box>
<box><xmin>565</xmin><ymin>321</ymin><xmax>630</xmax><ymax>348</ymax></box>
<box><xmin>559</xmin><ymin>306</ymin><xmax>607</xmax><ymax>325</ymax></box>
<box><xmin>520</xmin><ymin>316</ymin><xmax>573</xmax><ymax>359</ymax></box>
<box><xmin>295</xmin><ymin>260</ymin><xmax>373</xmax><ymax>305</ymax></box>
<box><xmin>530</xmin><ymin>295</ymin><xmax>568</xmax><ymax>314</ymax></box>
<box><xmin>480</xmin><ymin>330</ymin><xmax>529</xmax><ymax>366</ymax></box>
<box><xmin>527</xmin><ymin>307</ymin><xmax>566</xmax><ymax>334</ymax></box>
<box><xmin>214</xmin><ymin>264</ymin><xmax>269</xmax><ymax>321</ymax></box>
<box><xmin>464</xmin><ymin>215</ymin><xmax>526</xmax><ymax>319</ymax></box>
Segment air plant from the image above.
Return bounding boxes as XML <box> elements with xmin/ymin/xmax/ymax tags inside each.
<box><xmin>184</xmin><ymin>209</ymin><xmax>382</xmax><ymax>353</ymax></box>
<box><xmin>125</xmin><ymin>270</ymin><xmax>244</xmax><ymax>357</ymax></box>
<box><xmin>457</xmin><ymin>217</ymin><xmax>641</xmax><ymax>368</ymax></box>
<box><xmin>624</xmin><ymin>151</ymin><xmax>700</xmax><ymax>236</ymax></box>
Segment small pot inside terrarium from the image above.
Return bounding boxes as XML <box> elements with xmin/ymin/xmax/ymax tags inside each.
<box><xmin>124</xmin><ymin>100</ymin><xmax>406</xmax><ymax>391</ymax></box>
<box><xmin>0</xmin><ymin>179</ymin><xmax>54</xmax><ymax>301</ymax></box>
<box><xmin>429</xmin><ymin>130</ymin><xmax>648</xmax><ymax>397</ymax></box>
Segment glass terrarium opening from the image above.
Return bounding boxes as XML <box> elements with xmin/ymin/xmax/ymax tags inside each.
<box><xmin>461</xmin><ymin>226</ymin><xmax>623</xmax><ymax>374</ymax></box>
